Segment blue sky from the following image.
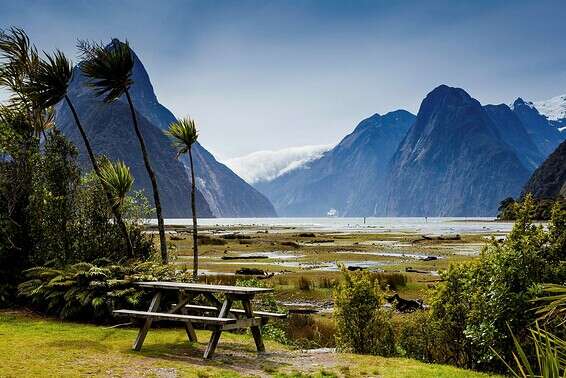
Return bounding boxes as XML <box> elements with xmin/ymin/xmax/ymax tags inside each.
<box><xmin>2</xmin><ymin>0</ymin><xmax>566</xmax><ymax>158</ymax></box>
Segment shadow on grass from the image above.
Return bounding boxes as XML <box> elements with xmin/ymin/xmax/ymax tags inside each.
<box><xmin>136</xmin><ymin>339</ymin><xmax>292</xmax><ymax>374</ymax></box>
<box><xmin>44</xmin><ymin>339</ymin><xmax>110</xmax><ymax>352</ymax></box>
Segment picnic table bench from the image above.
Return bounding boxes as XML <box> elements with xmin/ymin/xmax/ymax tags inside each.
<box><xmin>113</xmin><ymin>281</ymin><xmax>286</xmax><ymax>359</ymax></box>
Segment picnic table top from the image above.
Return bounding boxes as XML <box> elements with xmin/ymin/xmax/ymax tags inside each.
<box><xmin>134</xmin><ymin>281</ymin><xmax>273</xmax><ymax>295</ymax></box>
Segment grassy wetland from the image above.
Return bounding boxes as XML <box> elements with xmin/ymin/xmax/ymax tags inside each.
<box><xmin>157</xmin><ymin>219</ymin><xmax>513</xmax><ymax>349</ymax></box>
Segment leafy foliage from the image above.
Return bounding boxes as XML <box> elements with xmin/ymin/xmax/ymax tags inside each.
<box><xmin>498</xmin><ymin>196</ymin><xmax>566</xmax><ymax>221</ymax></box>
<box><xmin>24</xmin><ymin>50</ymin><xmax>72</xmax><ymax>108</ymax></box>
<box><xmin>98</xmin><ymin>160</ymin><xmax>134</xmax><ymax>208</ymax></box>
<box><xmin>77</xmin><ymin>39</ymin><xmax>133</xmax><ymax>103</ymax></box>
<box><xmin>496</xmin><ymin>322</ymin><xmax>566</xmax><ymax>378</ymax></box>
<box><xmin>167</xmin><ymin>117</ymin><xmax>199</xmax><ymax>157</ymax></box>
<box><xmin>18</xmin><ymin>261</ymin><xmax>192</xmax><ymax>322</ymax></box>
<box><xmin>429</xmin><ymin>195</ymin><xmax>566</xmax><ymax>371</ymax></box>
<box><xmin>333</xmin><ymin>269</ymin><xmax>396</xmax><ymax>356</ymax></box>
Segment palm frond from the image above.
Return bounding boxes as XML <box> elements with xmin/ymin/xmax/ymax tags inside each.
<box><xmin>77</xmin><ymin>39</ymin><xmax>133</xmax><ymax>103</ymax></box>
<box><xmin>0</xmin><ymin>27</ymin><xmax>40</xmax><ymax>106</ymax></box>
<box><xmin>99</xmin><ymin>160</ymin><xmax>134</xmax><ymax>208</ymax></box>
<box><xmin>166</xmin><ymin>117</ymin><xmax>199</xmax><ymax>156</ymax></box>
<box><xmin>533</xmin><ymin>284</ymin><xmax>566</xmax><ymax>326</ymax></box>
<box><xmin>24</xmin><ymin>49</ymin><xmax>72</xmax><ymax>108</ymax></box>
<box><xmin>494</xmin><ymin>322</ymin><xmax>566</xmax><ymax>377</ymax></box>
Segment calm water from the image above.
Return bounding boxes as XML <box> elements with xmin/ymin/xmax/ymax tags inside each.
<box><xmin>150</xmin><ymin>217</ymin><xmax>515</xmax><ymax>235</ymax></box>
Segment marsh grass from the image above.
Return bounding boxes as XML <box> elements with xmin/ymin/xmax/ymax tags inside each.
<box><xmin>285</xmin><ymin>314</ymin><xmax>336</xmax><ymax>348</ymax></box>
<box><xmin>296</xmin><ymin>276</ymin><xmax>313</xmax><ymax>291</ymax></box>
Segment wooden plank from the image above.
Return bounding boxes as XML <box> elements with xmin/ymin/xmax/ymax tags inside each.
<box><xmin>184</xmin><ymin>304</ymin><xmax>287</xmax><ymax>318</ymax></box>
<box><xmin>221</xmin><ymin>317</ymin><xmax>263</xmax><ymax>330</ymax></box>
<box><xmin>203</xmin><ymin>297</ymin><xmax>232</xmax><ymax>359</ymax></box>
<box><xmin>242</xmin><ymin>299</ymin><xmax>265</xmax><ymax>353</ymax></box>
<box><xmin>132</xmin><ymin>291</ymin><xmax>161</xmax><ymax>351</ymax></box>
<box><xmin>113</xmin><ymin>310</ymin><xmax>235</xmax><ymax>325</ymax></box>
<box><xmin>135</xmin><ymin>281</ymin><xmax>272</xmax><ymax>295</ymax></box>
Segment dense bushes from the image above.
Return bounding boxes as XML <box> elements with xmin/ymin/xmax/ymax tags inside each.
<box><xmin>333</xmin><ymin>197</ymin><xmax>566</xmax><ymax>374</ymax></box>
<box><xmin>333</xmin><ymin>270</ymin><xmax>396</xmax><ymax>356</ymax></box>
<box><xmin>18</xmin><ymin>261</ymin><xmax>191</xmax><ymax>322</ymax></box>
<box><xmin>498</xmin><ymin>195</ymin><xmax>566</xmax><ymax>220</ymax></box>
<box><xmin>0</xmin><ymin>128</ymin><xmax>155</xmax><ymax>307</ymax></box>
<box><xmin>429</xmin><ymin>196</ymin><xmax>566</xmax><ymax>371</ymax></box>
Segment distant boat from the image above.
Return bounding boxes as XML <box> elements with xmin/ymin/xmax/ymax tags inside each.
<box><xmin>327</xmin><ymin>208</ymin><xmax>338</xmax><ymax>217</ymax></box>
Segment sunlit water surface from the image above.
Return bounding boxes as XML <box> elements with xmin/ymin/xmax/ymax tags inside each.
<box><xmin>149</xmin><ymin>217</ymin><xmax>515</xmax><ymax>235</ymax></box>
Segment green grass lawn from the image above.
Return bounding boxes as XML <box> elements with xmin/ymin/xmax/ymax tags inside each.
<box><xmin>0</xmin><ymin>311</ymin><xmax>500</xmax><ymax>377</ymax></box>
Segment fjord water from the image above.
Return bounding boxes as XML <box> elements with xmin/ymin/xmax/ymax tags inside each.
<box><xmin>154</xmin><ymin>217</ymin><xmax>514</xmax><ymax>234</ymax></box>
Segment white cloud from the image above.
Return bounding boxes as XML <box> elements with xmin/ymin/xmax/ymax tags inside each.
<box><xmin>534</xmin><ymin>94</ymin><xmax>566</xmax><ymax>121</ymax></box>
<box><xmin>224</xmin><ymin>144</ymin><xmax>332</xmax><ymax>184</ymax></box>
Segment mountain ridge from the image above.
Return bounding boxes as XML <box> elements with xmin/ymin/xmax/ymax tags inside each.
<box><xmin>256</xmin><ymin>110</ymin><xmax>416</xmax><ymax>216</ymax></box>
<box><xmin>382</xmin><ymin>85</ymin><xmax>531</xmax><ymax>216</ymax></box>
<box><xmin>55</xmin><ymin>40</ymin><xmax>276</xmax><ymax>218</ymax></box>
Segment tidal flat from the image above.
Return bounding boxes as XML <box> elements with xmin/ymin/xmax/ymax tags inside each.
<box><xmin>154</xmin><ymin>219</ymin><xmax>512</xmax><ymax>305</ymax></box>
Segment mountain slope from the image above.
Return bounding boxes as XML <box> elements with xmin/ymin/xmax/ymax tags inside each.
<box><xmin>56</xmin><ymin>40</ymin><xmax>275</xmax><ymax>218</ymax></box>
<box><xmin>511</xmin><ymin>98</ymin><xmax>564</xmax><ymax>156</ymax></box>
<box><xmin>256</xmin><ymin>110</ymin><xmax>415</xmax><ymax>216</ymax></box>
<box><xmin>382</xmin><ymin>85</ymin><xmax>530</xmax><ymax>216</ymax></box>
<box><xmin>523</xmin><ymin>139</ymin><xmax>566</xmax><ymax>199</ymax></box>
<box><xmin>54</xmin><ymin>80</ymin><xmax>213</xmax><ymax>218</ymax></box>
<box><xmin>123</xmin><ymin>45</ymin><xmax>276</xmax><ymax>218</ymax></box>
<box><xmin>483</xmin><ymin>104</ymin><xmax>544</xmax><ymax>172</ymax></box>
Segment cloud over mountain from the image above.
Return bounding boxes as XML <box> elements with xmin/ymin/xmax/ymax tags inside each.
<box><xmin>225</xmin><ymin>145</ymin><xmax>332</xmax><ymax>184</ymax></box>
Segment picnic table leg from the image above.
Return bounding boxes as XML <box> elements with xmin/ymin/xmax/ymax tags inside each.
<box><xmin>133</xmin><ymin>291</ymin><xmax>161</xmax><ymax>351</ymax></box>
<box><xmin>179</xmin><ymin>292</ymin><xmax>198</xmax><ymax>343</ymax></box>
<box><xmin>242</xmin><ymin>298</ymin><xmax>265</xmax><ymax>353</ymax></box>
<box><xmin>203</xmin><ymin>296</ymin><xmax>232</xmax><ymax>359</ymax></box>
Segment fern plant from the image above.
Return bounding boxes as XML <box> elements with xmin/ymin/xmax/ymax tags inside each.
<box><xmin>18</xmin><ymin>261</ymin><xmax>192</xmax><ymax>322</ymax></box>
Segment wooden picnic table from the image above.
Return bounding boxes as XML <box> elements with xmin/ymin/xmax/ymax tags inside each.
<box><xmin>113</xmin><ymin>281</ymin><xmax>285</xmax><ymax>359</ymax></box>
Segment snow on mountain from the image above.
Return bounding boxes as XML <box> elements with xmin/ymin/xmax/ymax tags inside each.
<box><xmin>225</xmin><ymin>144</ymin><xmax>332</xmax><ymax>184</ymax></box>
<box><xmin>534</xmin><ymin>94</ymin><xmax>566</xmax><ymax>121</ymax></box>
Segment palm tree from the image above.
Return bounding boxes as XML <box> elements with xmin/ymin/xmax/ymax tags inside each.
<box><xmin>78</xmin><ymin>40</ymin><xmax>168</xmax><ymax>264</ymax></box>
<box><xmin>167</xmin><ymin>117</ymin><xmax>199</xmax><ymax>279</ymax></box>
<box><xmin>23</xmin><ymin>44</ymin><xmax>134</xmax><ymax>256</ymax></box>
<box><xmin>99</xmin><ymin>160</ymin><xmax>135</xmax><ymax>257</ymax></box>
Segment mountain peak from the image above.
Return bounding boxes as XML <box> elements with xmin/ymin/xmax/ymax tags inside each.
<box><xmin>424</xmin><ymin>85</ymin><xmax>475</xmax><ymax>108</ymax></box>
<box><xmin>512</xmin><ymin>97</ymin><xmax>536</xmax><ymax>110</ymax></box>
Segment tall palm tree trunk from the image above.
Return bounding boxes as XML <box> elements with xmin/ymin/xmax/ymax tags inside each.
<box><xmin>124</xmin><ymin>89</ymin><xmax>168</xmax><ymax>264</ymax></box>
<box><xmin>64</xmin><ymin>95</ymin><xmax>134</xmax><ymax>257</ymax></box>
<box><xmin>188</xmin><ymin>146</ymin><xmax>198</xmax><ymax>280</ymax></box>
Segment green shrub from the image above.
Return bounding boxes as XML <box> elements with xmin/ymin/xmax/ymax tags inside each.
<box><xmin>394</xmin><ymin>310</ymin><xmax>437</xmax><ymax>362</ymax></box>
<box><xmin>333</xmin><ymin>270</ymin><xmax>395</xmax><ymax>356</ymax></box>
<box><xmin>18</xmin><ymin>261</ymin><xmax>192</xmax><ymax>322</ymax></box>
<box><xmin>429</xmin><ymin>196</ymin><xmax>566</xmax><ymax>371</ymax></box>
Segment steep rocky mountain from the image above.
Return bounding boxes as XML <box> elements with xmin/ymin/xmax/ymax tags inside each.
<box><xmin>382</xmin><ymin>85</ymin><xmax>530</xmax><ymax>216</ymax></box>
<box><xmin>523</xmin><ymin>139</ymin><xmax>566</xmax><ymax>199</ymax></box>
<box><xmin>255</xmin><ymin>110</ymin><xmax>416</xmax><ymax>216</ymax></box>
<box><xmin>483</xmin><ymin>104</ymin><xmax>544</xmax><ymax>172</ymax></box>
<box><xmin>511</xmin><ymin>98</ymin><xmax>564</xmax><ymax>156</ymax></box>
<box><xmin>54</xmin><ymin>84</ymin><xmax>212</xmax><ymax>218</ymax></box>
<box><xmin>124</xmin><ymin>45</ymin><xmax>276</xmax><ymax>218</ymax></box>
<box><xmin>55</xmin><ymin>40</ymin><xmax>276</xmax><ymax>218</ymax></box>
